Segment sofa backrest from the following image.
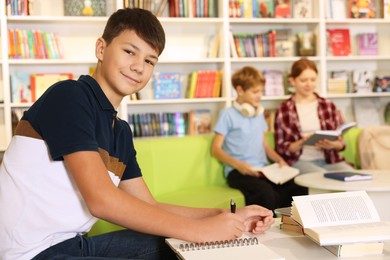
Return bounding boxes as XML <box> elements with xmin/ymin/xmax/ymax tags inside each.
<box><xmin>340</xmin><ymin>128</ymin><xmax>362</xmax><ymax>169</ymax></box>
<box><xmin>134</xmin><ymin>135</ymin><xmax>225</xmax><ymax>197</ymax></box>
<box><xmin>132</xmin><ymin>129</ymin><xmax>361</xmax><ymax>198</ymax></box>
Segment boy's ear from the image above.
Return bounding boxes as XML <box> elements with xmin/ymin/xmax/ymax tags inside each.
<box><xmin>95</xmin><ymin>37</ymin><xmax>105</xmax><ymax>60</ymax></box>
<box><xmin>236</xmin><ymin>85</ymin><xmax>244</xmax><ymax>95</ymax></box>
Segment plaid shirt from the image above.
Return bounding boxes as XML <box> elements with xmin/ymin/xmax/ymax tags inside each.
<box><xmin>274</xmin><ymin>93</ymin><xmax>345</xmax><ymax>165</ymax></box>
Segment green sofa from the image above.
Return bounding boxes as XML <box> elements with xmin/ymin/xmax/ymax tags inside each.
<box><xmin>88</xmin><ymin>128</ymin><xmax>362</xmax><ymax>236</ymax></box>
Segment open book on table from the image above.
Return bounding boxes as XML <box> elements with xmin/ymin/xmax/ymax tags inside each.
<box><xmin>291</xmin><ymin>191</ymin><xmax>390</xmax><ymax>247</ymax></box>
<box><xmin>251</xmin><ymin>163</ymin><xmax>299</xmax><ymax>185</ymax></box>
<box><xmin>165</xmin><ymin>234</ymin><xmax>284</xmax><ymax>260</ymax></box>
<box><xmin>304</xmin><ymin>121</ymin><xmax>357</xmax><ymax>146</ymax></box>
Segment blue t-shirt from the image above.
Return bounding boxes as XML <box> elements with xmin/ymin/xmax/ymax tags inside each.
<box><xmin>214</xmin><ymin>106</ymin><xmax>269</xmax><ymax>177</ymax></box>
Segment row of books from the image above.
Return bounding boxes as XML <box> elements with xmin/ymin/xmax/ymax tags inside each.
<box><xmin>230</xmin><ymin>30</ymin><xmax>315</xmax><ymax>58</ymax></box>
<box><xmin>123</xmin><ymin>0</ymin><xmax>168</xmax><ymax>16</ymax></box>
<box><xmin>229</xmin><ymin>0</ymin><xmax>312</xmax><ymax>19</ymax></box>
<box><xmin>164</xmin><ymin>0</ymin><xmax>219</xmax><ymax>18</ymax></box>
<box><xmin>8</xmin><ymin>29</ymin><xmax>63</xmax><ymax>59</ymax></box>
<box><xmin>327</xmin><ymin>0</ymin><xmax>390</xmax><ymax>19</ymax></box>
<box><xmin>10</xmin><ymin>72</ymin><xmax>73</xmax><ymax>103</ymax></box>
<box><xmin>128</xmin><ymin>109</ymin><xmax>211</xmax><ymax>137</ymax></box>
<box><xmin>185</xmin><ymin>70</ymin><xmax>222</xmax><ymax>98</ymax></box>
<box><xmin>328</xmin><ymin>70</ymin><xmax>390</xmax><ymax>94</ymax></box>
<box><xmin>134</xmin><ymin>70</ymin><xmax>222</xmax><ymax>101</ymax></box>
<box><xmin>5</xmin><ymin>0</ymin><xmax>30</xmax><ymax>15</ymax></box>
<box><xmin>327</xmin><ymin>29</ymin><xmax>378</xmax><ymax>56</ymax></box>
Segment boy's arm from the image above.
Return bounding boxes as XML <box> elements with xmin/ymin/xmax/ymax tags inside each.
<box><xmin>211</xmin><ymin>133</ymin><xmax>258</xmax><ymax>176</ymax></box>
<box><xmin>64</xmin><ymin>150</ymin><xmax>247</xmax><ymax>242</ymax></box>
<box><xmin>263</xmin><ymin>136</ymin><xmax>287</xmax><ymax>166</ymax></box>
<box><xmin>118</xmin><ymin>178</ymin><xmax>225</xmax><ymax>219</ymax></box>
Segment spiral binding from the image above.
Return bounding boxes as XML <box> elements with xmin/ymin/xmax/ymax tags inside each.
<box><xmin>178</xmin><ymin>237</ymin><xmax>259</xmax><ymax>251</ymax></box>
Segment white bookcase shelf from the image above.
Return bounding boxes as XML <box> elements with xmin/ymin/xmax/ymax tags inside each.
<box><xmin>0</xmin><ymin>0</ymin><xmax>389</xmax><ymax>151</ymax></box>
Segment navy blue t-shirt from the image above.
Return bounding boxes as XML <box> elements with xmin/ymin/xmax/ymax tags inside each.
<box><xmin>20</xmin><ymin>75</ymin><xmax>141</xmax><ymax>180</ymax></box>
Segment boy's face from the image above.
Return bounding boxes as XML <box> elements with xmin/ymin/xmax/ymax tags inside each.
<box><xmin>237</xmin><ymin>84</ymin><xmax>263</xmax><ymax>108</ymax></box>
<box><xmin>95</xmin><ymin>29</ymin><xmax>159</xmax><ymax>106</ymax></box>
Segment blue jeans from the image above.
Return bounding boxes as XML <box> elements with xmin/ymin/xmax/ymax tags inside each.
<box><xmin>32</xmin><ymin>229</ymin><xmax>177</xmax><ymax>260</ymax></box>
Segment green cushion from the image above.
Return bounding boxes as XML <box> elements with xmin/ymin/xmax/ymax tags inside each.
<box><xmin>157</xmin><ymin>186</ymin><xmax>245</xmax><ymax>208</ymax></box>
<box><xmin>134</xmin><ymin>135</ymin><xmax>229</xmax><ymax>197</ymax></box>
<box><xmin>341</xmin><ymin>128</ymin><xmax>362</xmax><ymax>169</ymax></box>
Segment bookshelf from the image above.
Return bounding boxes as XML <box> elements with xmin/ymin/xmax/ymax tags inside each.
<box><xmin>0</xmin><ymin>0</ymin><xmax>390</xmax><ymax>151</ymax></box>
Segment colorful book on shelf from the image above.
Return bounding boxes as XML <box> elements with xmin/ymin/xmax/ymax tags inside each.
<box><xmin>228</xmin><ymin>29</ymin><xmax>238</xmax><ymax>58</ymax></box>
<box><xmin>383</xmin><ymin>0</ymin><xmax>390</xmax><ymax>19</ymax></box>
<box><xmin>292</xmin><ymin>0</ymin><xmax>312</xmax><ymax>18</ymax></box>
<box><xmin>10</xmin><ymin>72</ymin><xmax>31</xmax><ymax>103</ymax></box>
<box><xmin>207</xmin><ymin>32</ymin><xmax>221</xmax><ymax>58</ymax></box>
<box><xmin>291</xmin><ymin>191</ymin><xmax>390</xmax><ymax>255</ymax></box>
<box><xmin>185</xmin><ymin>71</ymin><xmax>198</xmax><ymax>98</ymax></box>
<box><xmin>296</xmin><ymin>31</ymin><xmax>315</xmax><ymax>56</ymax></box>
<box><xmin>251</xmin><ymin>163</ymin><xmax>300</xmax><ymax>185</ymax></box>
<box><xmin>327</xmin><ymin>70</ymin><xmax>350</xmax><ymax>94</ymax></box>
<box><xmin>263</xmin><ymin>70</ymin><xmax>285</xmax><ymax>96</ymax></box>
<box><xmin>165</xmin><ymin>235</ymin><xmax>284</xmax><ymax>260</ymax></box>
<box><xmin>352</xmin><ymin>69</ymin><xmax>374</xmax><ymax>93</ymax></box>
<box><xmin>328</xmin><ymin>0</ymin><xmax>347</xmax><ymax>19</ymax></box>
<box><xmin>374</xmin><ymin>76</ymin><xmax>390</xmax><ymax>92</ymax></box>
<box><xmin>275</xmin><ymin>29</ymin><xmax>294</xmax><ymax>57</ymax></box>
<box><xmin>30</xmin><ymin>73</ymin><xmax>73</xmax><ymax>102</ymax></box>
<box><xmin>356</xmin><ymin>32</ymin><xmax>378</xmax><ymax>55</ymax></box>
<box><xmin>303</xmin><ymin>121</ymin><xmax>357</xmax><ymax>145</ymax></box>
<box><xmin>326</xmin><ymin>28</ymin><xmax>351</xmax><ymax>56</ymax></box>
<box><xmin>348</xmin><ymin>0</ymin><xmax>376</xmax><ymax>18</ymax></box>
<box><xmin>189</xmin><ymin>109</ymin><xmax>212</xmax><ymax>135</ymax></box>
<box><xmin>274</xmin><ymin>0</ymin><xmax>291</xmax><ymax>18</ymax></box>
<box><xmin>324</xmin><ymin>171</ymin><xmax>373</xmax><ymax>182</ymax></box>
<box><xmin>153</xmin><ymin>72</ymin><xmax>181</xmax><ymax>99</ymax></box>
<box><xmin>63</xmin><ymin>0</ymin><xmax>107</xmax><ymax>16</ymax></box>
<box><xmin>259</xmin><ymin>0</ymin><xmax>275</xmax><ymax>17</ymax></box>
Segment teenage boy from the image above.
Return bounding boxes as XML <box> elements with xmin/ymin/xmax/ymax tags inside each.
<box><xmin>0</xmin><ymin>9</ymin><xmax>274</xmax><ymax>260</ymax></box>
<box><xmin>211</xmin><ymin>66</ymin><xmax>307</xmax><ymax>213</ymax></box>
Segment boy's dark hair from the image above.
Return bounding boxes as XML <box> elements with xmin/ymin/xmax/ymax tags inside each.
<box><xmin>231</xmin><ymin>66</ymin><xmax>265</xmax><ymax>91</ymax></box>
<box><xmin>102</xmin><ymin>8</ymin><xmax>165</xmax><ymax>56</ymax></box>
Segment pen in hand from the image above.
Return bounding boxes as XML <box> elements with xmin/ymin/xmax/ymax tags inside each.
<box><xmin>230</xmin><ymin>198</ymin><xmax>236</xmax><ymax>213</ymax></box>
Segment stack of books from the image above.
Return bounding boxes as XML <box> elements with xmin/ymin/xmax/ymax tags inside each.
<box><xmin>290</xmin><ymin>191</ymin><xmax>390</xmax><ymax>257</ymax></box>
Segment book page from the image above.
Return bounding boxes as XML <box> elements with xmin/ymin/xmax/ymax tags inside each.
<box><xmin>292</xmin><ymin>191</ymin><xmax>380</xmax><ymax>228</ymax></box>
<box><xmin>252</xmin><ymin>163</ymin><xmax>299</xmax><ymax>185</ymax></box>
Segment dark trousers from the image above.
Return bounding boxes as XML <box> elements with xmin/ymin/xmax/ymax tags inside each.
<box><xmin>227</xmin><ymin>169</ymin><xmax>308</xmax><ymax>212</ymax></box>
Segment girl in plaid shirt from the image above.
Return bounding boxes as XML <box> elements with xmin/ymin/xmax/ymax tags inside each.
<box><xmin>274</xmin><ymin>58</ymin><xmax>354</xmax><ymax>174</ymax></box>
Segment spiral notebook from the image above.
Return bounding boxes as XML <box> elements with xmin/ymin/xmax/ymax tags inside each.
<box><xmin>165</xmin><ymin>235</ymin><xmax>284</xmax><ymax>260</ymax></box>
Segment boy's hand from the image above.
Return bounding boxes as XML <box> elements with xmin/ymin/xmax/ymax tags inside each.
<box><xmin>192</xmin><ymin>212</ymin><xmax>245</xmax><ymax>242</ymax></box>
<box><xmin>238</xmin><ymin>205</ymin><xmax>274</xmax><ymax>234</ymax></box>
<box><xmin>237</xmin><ymin>161</ymin><xmax>261</xmax><ymax>177</ymax></box>
<box><xmin>191</xmin><ymin>205</ymin><xmax>274</xmax><ymax>242</ymax></box>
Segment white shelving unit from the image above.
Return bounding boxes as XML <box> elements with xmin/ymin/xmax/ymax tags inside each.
<box><xmin>1</xmin><ymin>0</ymin><xmax>390</xmax><ymax>151</ymax></box>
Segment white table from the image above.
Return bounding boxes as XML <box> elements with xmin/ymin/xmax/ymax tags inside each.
<box><xmin>294</xmin><ymin>170</ymin><xmax>390</xmax><ymax>221</ymax></box>
<box><xmin>259</xmin><ymin>219</ymin><xmax>390</xmax><ymax>260</ymax></box>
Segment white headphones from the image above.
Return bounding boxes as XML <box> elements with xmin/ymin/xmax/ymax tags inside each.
<box><xmin>233</xmin><ymin>101</ymin><xmax>264</xmax><ymax>117</ymax></box>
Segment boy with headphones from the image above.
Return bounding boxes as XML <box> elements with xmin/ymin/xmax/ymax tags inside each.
<box><xmin>211</xmin><ymin>66</ymin><xmax>307</xmax><ymax>213</ymax></box>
